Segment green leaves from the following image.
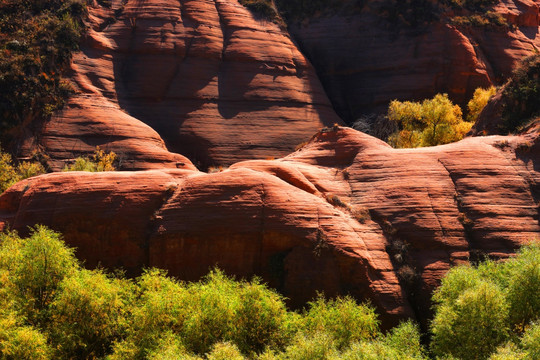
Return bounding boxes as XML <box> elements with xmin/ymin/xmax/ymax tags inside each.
<box><xmin>0</xmin><ymin>0</ymin><xmax>85</xmax><ymax>136</ymax></box>
<box><xmin>431</xmin><ymin>242</ymin><xmax>540</xmax><ymax>360</ymax></box>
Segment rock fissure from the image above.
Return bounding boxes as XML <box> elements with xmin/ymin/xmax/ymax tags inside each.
<box><xmin>437</xmin><ymin>158</ymin><xmax>479</xmax><ymax>262</ymax></box>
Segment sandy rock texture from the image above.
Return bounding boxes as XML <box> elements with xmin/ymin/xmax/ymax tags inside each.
<box><xmin>19</xmin><ymin>0</ymin><xmax>340</xmax><ymax>170</ymax></box>
<box><xmin>2</xmin><ymin>127</ymin><xmax>538</xmax><ymax>328</ymax></box>
<box><xmin>286</xmin><ymin>0</ymin><xmax>540</xmax><ymax>123</ymax></box>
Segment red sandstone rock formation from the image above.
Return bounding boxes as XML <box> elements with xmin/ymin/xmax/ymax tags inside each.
<box><xmin>20</xmin><ymin>0</ymin><xmax>340</xmax><ymax>170</ymax></box>
<box><xmin>2</xmin><ymin>127</ymin><xmax>538</xmax><ymax>327</ymax></box>
<box><xmin>286</xmin><ymin>0</ymin><xmax>540</xmax><ymax>123</ymax></box>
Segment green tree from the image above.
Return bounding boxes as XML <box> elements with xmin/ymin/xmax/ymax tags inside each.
<box><xmin>0</xmin><ymin>148</ymin><xmax>45</xmax><ymax>193</ymax></box>
<box><xmin>301</xmin><ymin>296</ymin><xmax>380</xmax><ymax>350</ymax></box>
<box><xmin>49</xmin><ymin>269</ymin><xmax>133</xmax><ymax>359</ymax></box>
<box><xmin>0</xmin><ymin>226</ymin><xmax>78</xmax><ymax>327</ymax></box>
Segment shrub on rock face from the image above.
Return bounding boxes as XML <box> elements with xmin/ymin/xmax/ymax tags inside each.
<box><xmin>0</xmin><ymin>0</ymin><xmax>86</xmax><ymax>137</ymax></box>
<box><xmin>0</xmin><ymin>148</ymin><xmax>45</xmax><ymax>193</ymax></box>
<box><xmin>501</xmin><ymin>54</ymin><xmax>540</xmax><ymax>133</ymax></box>
<box><xmin>467</xmin><ymin>86</ymin><xmax>497</xmax><ymax>122</ymax></box>
<box><xmin>63</xmin><ymin>146</ymin><xmax>117</xmax><ymax>172</ymax></box>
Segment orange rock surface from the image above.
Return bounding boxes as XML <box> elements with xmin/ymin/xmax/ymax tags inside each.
<box><xmin>287</xmin><ymin>0</ymin><xmax>540</xmax><ymax>122</ymax></box>
<box><xmin>20</xmin><ymin>0</ymin><xmax>340</xmax><ymax>170</ymax></box>
<box><xmin>2</xmin><ymin>127</ymin><xmax>538</xmax><ymax>327</ymax></box>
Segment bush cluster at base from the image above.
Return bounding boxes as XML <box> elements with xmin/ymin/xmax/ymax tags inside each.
<box><xmin>0</xmin><ymin>226</ymin><xmax>538</xmax><ymax>359</ymax></box>
<box><xmin>430</xmin><ymin>243</ymin><xmax>540</xmax><ymax>360</ymax></box>
<box><xmin>0</xmin><ymin>227</ymin><xmax>425</xmax><ymax>360</ymax></box>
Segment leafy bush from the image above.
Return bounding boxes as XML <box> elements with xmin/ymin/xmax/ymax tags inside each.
<box><xmin>0</xmin><ymin>147</ymin><xmax>45</xmax><ymax>193</ymax></box>
<box><xmin>387</xmin><ymin>93</ymin><xmax>472</xmax><ymax>148</ymax></box>
<box><xmin>238</xmin><ymin>0</ymin><xmax>281</xmax><ymax>23</ymax></box>
<box><xmin>0</xmin><ymin>0</ymin><xmax>86</xmax><ymax>137</ymax></box>
<box><xmin>0</xmin><ymin>226</ymin><xmax>79</xmax><ymax>327</ymax></box>
<box><xmin>500</xmin><ymin>54</ymin><xmax>540</xmax><ymax>133</ymax></box>
<box><xmin>467</xmin><ymin>86</ymin><xmax>497</xmax><ymax>122</ymax></box>
<box><xmin>63</xmin><ymin>146</ymin><xmax>117</xmax><ymax>172</ymax></box>
<box><xmin>4</xmin><ymin>227</ymin><xmax>536</xmax><ymax>360</ymax></box>
<box><xmin>431</xmin><ymin>242</ymin><xmax>540</xmax><ymax>360</ymax></box>
<box><xmin>49</xmin><ymin>269</ymin><xmax>133</xmax><ymax>359</ymax></box>
<box><xmin>0</xmin><ymin>311</ymin><xmax>52</xmax><ymax>360</ymax></box>
<box><xmin>301</xmin><ymin>295</ymin><xmax>380</xmax><ymax>350</ymax></box>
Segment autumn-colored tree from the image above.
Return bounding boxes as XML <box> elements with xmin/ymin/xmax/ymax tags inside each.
<box><xmin>388</xmin><ymin>93</ymin><xmax>473</xmax><ymax>148</ymax></box>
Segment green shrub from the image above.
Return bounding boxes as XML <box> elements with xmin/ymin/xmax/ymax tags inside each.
<box><xmin>49</xmin><ymin>269</ymin><xmax>133</xmax><ymax>359</ymax></box>
<box><xmin>206</xmin><ymin>342</ymin><xmax>246</xmax><ymax>360</ymax></box>
<box><xmin>0</xmin><ymin>148</ymin><xmax>45</xmax><ymax>193</ymax></box>
<box><xmin>0</xmin><ymin>0</ymin><xmax>86</xmax><ymax>137</ymax></box>
<box><xmin>301</xmin><ymin>295</ymin><xmax>380</xmax><ymax>350</ymax></box>
<box><xmin>521</xmin><ymin>322</ymin><xmax>540</xmax><ymax>359</ymax></box>
<box><xmin>431</xmin><ymin>242</ymin><xmax>540</xmax><ymax>360</ymax></box>
<box><xmin>63</xmin><ymin>146</ymin><xmax>117</xmax><ymax>172</ymax></box>
<box><xmin>387</xmin><ymin>93</ymin><xmax>472</xmax><ymax>148</ymax></box>
<box><xmin>146</xmin><ymin>332</ymin><xmax>202</xmax><ymax>360</ymax></box>
<box><xmin>281</xmin><ymin>332</ymin><xmax>339</xmax><ymax>360</ymax></box>
<box><xmin>0</xmin><ymin>311</ymin><xmax>52</xmax><ymax>360</ymax></box>
<box><xmin>0</xmin><ymin>226</ymin><xmax>78</xmax><ymax>327</ymax></box>
<box><xmin>500</xmin><ymin>54</ymin><xmax>540</xmax><ymax>133</ymax></box>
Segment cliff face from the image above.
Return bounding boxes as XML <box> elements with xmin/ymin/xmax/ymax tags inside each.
<box><xmin>20</xmin><ymin>0</ymin><xmax>341</xmax><ymax>170</ymax></box>
<box><xmin>286</xmin><ymin>0</ymin><xmax>540</xmax><ymax>123</ymax></box>
<box><xmin>2</xmin><ymin>127</ymin><xmax>538</xmax><ymax>327</ymax></box>
<box><xmin>3</xmin><ymin>0</ymin><xmax>539</xmax><ymax>328</ymax></box>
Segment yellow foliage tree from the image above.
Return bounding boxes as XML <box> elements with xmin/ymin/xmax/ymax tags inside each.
<box><xmin>467</xmin><ymin>86</ymin><xmax>497</xmax><ymax>122</ymax></box>
<box><xmin>387</xmin><ymin>93</ymin><xmax>473</xmax><ymax>148</ymax></box>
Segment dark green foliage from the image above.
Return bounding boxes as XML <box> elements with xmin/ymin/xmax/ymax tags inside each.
<box><xmin>0</xmin><ymin>0</ymin><xmax>86</xmax><ymax>137</ymax></box>
<box><xmin>500</xmin><ymin>54</ymin><xmax>540</xmax><ymax>133</ymax></box>
<box><xmin>443</xmin><ymin>0</ymin><xmax>499</xmax><ymax>12</ymax></box>
<box><xmin>238</xmin><ymin>0</ymin><xmax>280</xmax><ymax>22</ymax></box>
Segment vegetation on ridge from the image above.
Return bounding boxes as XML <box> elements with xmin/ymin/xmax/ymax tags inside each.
<box><xmin>386</xmin><ymin>93</ymin><xmax>474</xmax><ymax>148</ymax></box>
<box><xmin>0</xmin><ymin>0</ymin><xmax>86</xmax><ymax>141</ymax></box>
<box><xmin>500</xmin><ymin>54</ymin><xmax>540</xmax><ymax>133</ymax></box>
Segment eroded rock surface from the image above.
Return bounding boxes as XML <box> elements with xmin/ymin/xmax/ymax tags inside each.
<box><xmin>2</xmin><ymin>127</ymin><xmax>538</xmax><ymax>328</ymax></box>
<box><xmin>286</xmin><ymin>0</ymin><xmax>540</xmax><ymax>122</ymax></box>
<box><xmin>20</xmin><ymin>0</ymin><xmax>340</xmax><ymax>170</ymax></box>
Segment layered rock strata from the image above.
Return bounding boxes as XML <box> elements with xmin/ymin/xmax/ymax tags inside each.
<box><xmin>286</xmin><ymin>0</ymin><xmax>540</xmax><ymax>122</ymax></box>
<box><xmin>20</xmin><ymin>0</ymin><xmax>340</xmax><ymax>170</ymax></box>
<box><xmin>2</xmin><ymin>127</ymin><xmax>538</xmax><ymax>328</ymax></box>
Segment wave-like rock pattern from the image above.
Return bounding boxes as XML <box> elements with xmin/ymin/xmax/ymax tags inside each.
<box><xmin>2</xmin><ymin>127</ymin><xmax>538</xmax><ymax>328</ymax></box>
<box><xmin>21</xmin><ymin>0</ymin><xmax>340</xmax><ymax>170</ymax></box>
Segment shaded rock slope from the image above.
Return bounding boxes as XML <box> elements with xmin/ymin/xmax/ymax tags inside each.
<box><xmin>19</xmin><ymin>0</ymin><xmax>340</xmax><ymax>170</ymax></box>
<box><xmin>2</xmin><ymin>127</ymin><xmax>538</xmax><ymax>328</ymax></box>
<box><xmin>286</xmin><ymin>0</ymin><xmax>540</xmax><ymax>123</ymax></box>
